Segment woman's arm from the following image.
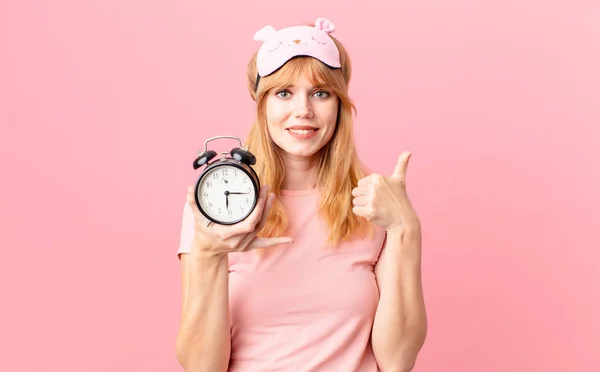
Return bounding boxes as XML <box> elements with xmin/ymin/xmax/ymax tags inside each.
<box><xmin>371</xmin><ymin>226</ymin><xmax>428</xmax><ymax>372</ymax></box>
<box><xmin>176</xmin><ymin>249</ymin><xmax>231</xmax><ymax>372</ymax></box>
<box><xmin>175</xmin><ymin>185</ymin><xmax>288</xmax><ymax>371</ymax></box>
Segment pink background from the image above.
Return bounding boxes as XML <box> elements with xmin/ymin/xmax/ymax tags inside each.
<box><xmin>1</xmin><ymin>0</ymin><xmax>598</xmax><ymax>371</ymax></box>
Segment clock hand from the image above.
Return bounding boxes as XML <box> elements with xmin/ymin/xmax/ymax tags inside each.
<box><xmin>224</xmin><ymin>191</ymin><xmax>229</xmax><ymax>210</ymax></box>
<box><xmin>228</xmin><ymin>192</ymin><xmax>250</xmax><ymax>195</ymax></box>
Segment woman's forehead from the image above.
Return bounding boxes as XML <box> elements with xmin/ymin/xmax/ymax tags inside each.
<box><xmin>263</xmin><ymin>56</ymin><xmax>340</xmax><ymax>93</ymax></box>
<box><xmin>282</xmin><ymin>74</ymin><xmax>323</xmax><ymax>88</ymax></box>
<box><xmin>272</xmin><ymin>70</ymin><xmax>329</xmax><ymax>90</ymax></box>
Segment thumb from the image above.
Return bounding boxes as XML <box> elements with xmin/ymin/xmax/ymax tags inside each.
<box><xmin>186</xmin><ymin>186</ymin><xmax>199</xmax><ymax>211</ymax></box>
<box><xmin>247</xmin><ymin>237</ymin><xmax>294</xmax><ymax>250</ymax></box>
<box><xmin>391</xmin><ymin>151</ymin><xmax>412</xmax><ymax>181</ymax></box>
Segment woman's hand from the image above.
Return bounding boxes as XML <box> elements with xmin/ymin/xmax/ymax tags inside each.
<box><xmin>186</xmin><ymin>184</ymin><xmax>293</xmax><ymax>260</ymax></box>
<box><xmin>352</xmin><ymin>151</ymin><xmax>421</xmax><ymax>233</ymax></box>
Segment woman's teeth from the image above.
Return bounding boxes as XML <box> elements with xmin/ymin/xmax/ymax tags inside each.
<box><xmin>288</xmin><ymin>129</ymin><xmax>316</xmax><ymax>134</ymax></box>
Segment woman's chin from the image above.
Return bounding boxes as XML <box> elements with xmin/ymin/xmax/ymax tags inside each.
<box><xmin>278</xmin><ymin>145</ymin><xmax>322</xmax><ymax>159</ymax></box>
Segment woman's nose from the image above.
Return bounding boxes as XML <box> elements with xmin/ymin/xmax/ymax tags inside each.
<box><xmin>293</xmin><ymin>96</ymin><xmax>313</xmax><ymax>118</ymax></box>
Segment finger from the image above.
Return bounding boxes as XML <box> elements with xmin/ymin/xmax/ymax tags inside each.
<box><xmin>225</xmin><ymin>185</ymin><xmax>269</xmax><ymax>237</ymax></box>
<box><xmin>245</xmin><ymin>184</ymin><xmax>269</xmax><ymax>229</ymax></box>
<box><xmin>391</xmin><ymin>151</ymin><xmax>412</xmax><ymax>183</ymax></box>
<box><xmin>357</xmin><ymin>174</ymin><xmax>374</xmax><ymax>187</ymax></box>
<box><xmin>186</xmin><ymin>186</ymin><xmax>204</xmax><ymax>219</ymax></box>
<box><xmin>246</xmin><ymin>237</ymin><xmax>294</xmax><ymax>251</ymax></box>
<box><xmin>352</xmin><ymin>205</ymin><xmax>373</xmax><ymax>220</ymax></box>
<box><xmin>187</xmin><ymin>185</ymin><xmax>219</xmax><ymax>234</ymax></box>
<box><xmin>186</xmin><ymin>186</ymin><xmax>196</xmax><ymax>208</ymax></box>
<box><xmin>352</xmin><ymin>196</ymin><xmax>368</xmax><ymax>206</ymax></box>
<box><xmin>351</xmin><ymin>186</ymin><xmax>368</xmax><ymax>197</ymax></box>
<box><xmin>236</xmin><ymin>191</ymin><xmax>276</xmax><ymax>250</ymax></box>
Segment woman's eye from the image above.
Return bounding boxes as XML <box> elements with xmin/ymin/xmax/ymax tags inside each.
<box><xmin>276</xmin><ymin>90</ymin><xmax>290</xmax><ymax>98</ymax></box>
<box><xmin>313</xmin><ymin>91</ymin><xmax>329</xmax><ymax>98</ymax></box>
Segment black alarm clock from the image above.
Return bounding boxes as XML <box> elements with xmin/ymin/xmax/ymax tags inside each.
<box><xmin>193</xmin><ymin>135</ymin><xmax>260</xmax><ymax>226</ymax></box>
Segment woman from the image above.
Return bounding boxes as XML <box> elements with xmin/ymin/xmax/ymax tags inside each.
<box><xmin>175</xmin><ymin>18</ymin><xmax>427</xmax><ymax>372</ymax></box>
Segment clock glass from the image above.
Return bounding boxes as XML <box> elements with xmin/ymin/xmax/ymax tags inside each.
<box><xmin>197</xmin><ymin>164</ymin><xmax>257</xmax><ymax>223</ymax></box>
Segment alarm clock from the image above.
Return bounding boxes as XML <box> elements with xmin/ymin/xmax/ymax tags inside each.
<box><xmin>193</xmin><ymin>135</ymin><xmax>260</xmax><ymax>226</ymax></box>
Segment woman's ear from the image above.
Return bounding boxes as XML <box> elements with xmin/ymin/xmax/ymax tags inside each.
<box><xmin>253</xmin><ymin>25</ymin><xmax>277</xmax><ymax>41</ymax></box>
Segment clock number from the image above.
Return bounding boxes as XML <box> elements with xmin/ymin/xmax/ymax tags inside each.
<box><xmin>242</xmin><ymin>177</ymin><xmax>247</xmax><ymax>183</ymax></box>
<box><xmin>213</xmin><ymin>173</ymin><xmax>218</xmax><ymax>180</ymax></box>
<box><xmin>206</xmin><ymin>182</ymin><xmax>212</xmax><ymax>188</ymax></box>
<box><xmin>203</xmin><ymin>192</ymin><xmax>208</xmax><ymax>198</ymax></box>
<box><xmin>228</xmin><ymin>210</ymin><xmax>233</xmax><ymax>216</ymax></box>
<box><xmin>208</xmin><ymin>202</ymin><xmax>213</xmax><ymax>208</ymax></box>
<box><xmin>217</xmin><ymin>208</ymin><xmax>221</xmax><ymax>215</ymax></box>
<box><xmin>222</xmin><ymin>169</ymin><xmax>228</xmax><ymax>176</ymax></box>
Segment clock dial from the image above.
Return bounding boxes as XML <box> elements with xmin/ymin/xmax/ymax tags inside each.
<box><xmin>198</xmin><ymin>165</ymin><xmax>257</xmax><ymax>223</ymax></box>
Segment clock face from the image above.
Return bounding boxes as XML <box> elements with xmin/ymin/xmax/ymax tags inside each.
<box><xmin>197</xmin><ymin>164</ymin><xmax>257</xmax><ymax>223</ymax></box>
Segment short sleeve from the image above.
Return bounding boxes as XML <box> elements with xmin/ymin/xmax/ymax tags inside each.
<box><xmin>176</xmin><ymin>202</ymin><xmax>195</xmax><ymax>259</ymax></box>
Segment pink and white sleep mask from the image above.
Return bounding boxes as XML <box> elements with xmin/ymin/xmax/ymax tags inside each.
<box><xmin>253</xmin><ymin>17</ymin><xmax>341</xmax><ymax>80</ymax></box>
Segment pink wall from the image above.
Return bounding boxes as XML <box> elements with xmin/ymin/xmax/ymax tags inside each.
<box><xmin>1</xmin><ymin>0</ymin><xmax>598</xmax><ymax>371</ymax></box>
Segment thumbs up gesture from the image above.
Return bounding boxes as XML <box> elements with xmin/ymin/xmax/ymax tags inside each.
<box><xmin>352</xmin><ymin>151</ymin><xmax>421</xmax><ymax>233</ymax></box>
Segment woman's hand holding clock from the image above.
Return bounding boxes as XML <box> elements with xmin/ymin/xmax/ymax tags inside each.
<box><xmin>186</xmin><ymin>184</ymin><xmax>294</xmax><ymax>261</ymax></box>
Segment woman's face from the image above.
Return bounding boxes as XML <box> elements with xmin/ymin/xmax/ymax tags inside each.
<box><xmin>265</xmin><ymin>74</ymin><xmax>339</xmax><ymax>161</ymax></box>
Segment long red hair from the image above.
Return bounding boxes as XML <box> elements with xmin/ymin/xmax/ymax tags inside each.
<box><xmin>244</xmin><ymin>30</ymin><xmax>373</xmax><ymax>247</ymax></box>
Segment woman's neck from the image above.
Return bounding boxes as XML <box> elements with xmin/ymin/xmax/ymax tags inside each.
<box><xmin>280</xmin><ymin>153</ymin><xmax>320</xmax><ymax>190</ymax></box>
